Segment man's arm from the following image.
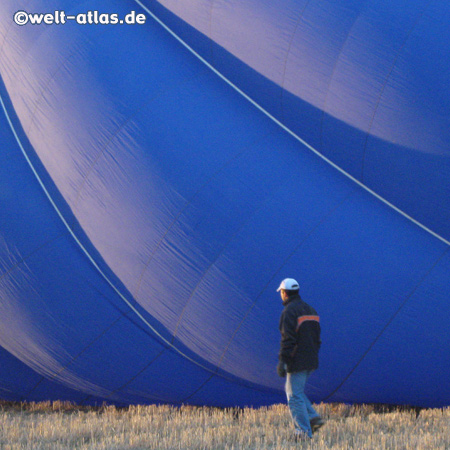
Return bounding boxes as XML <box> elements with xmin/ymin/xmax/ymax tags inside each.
<box><xmin>279</xmin><ymin>307</ymin><xmax>298</xmax><ymax>364</ymax></box>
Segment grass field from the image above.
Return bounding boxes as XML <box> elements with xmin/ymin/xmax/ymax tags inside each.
<box><xmin>0</xmin><ymin>400</ymin><xmax>449</xmax><ymax>450</ymax></box>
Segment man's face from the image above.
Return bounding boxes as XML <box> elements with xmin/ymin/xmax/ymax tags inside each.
<box><xmin>280</xmin><ymin>289</ymin><xmax>288</xmax><ymax>303</ymax></box>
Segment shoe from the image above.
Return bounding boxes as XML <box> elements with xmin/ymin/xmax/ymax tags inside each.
<box><xmin>310</xmin><ymin>416</ymin><xmax>325</xmax><ymax>434</ymax></box>
<box><xmin>293</xmin><ymin>431</ymin><xmax>311</xmax><ymax>442</ymax></box>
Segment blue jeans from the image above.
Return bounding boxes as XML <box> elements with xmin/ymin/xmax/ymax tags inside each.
<box><xmin>285</xmin><ymin>370</ymin><xmax>319</xmax><ymax>438</ymax></box>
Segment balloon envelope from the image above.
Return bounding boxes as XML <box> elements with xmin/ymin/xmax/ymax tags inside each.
<box><xmin>0</xmin><ymin>0</ymin><xmax>449</xmax><ymax>407</ymax></box>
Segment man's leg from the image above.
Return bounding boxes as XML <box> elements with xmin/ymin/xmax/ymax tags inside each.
<box><xmin>305</xmin><ymin>392</ymin><xmax>320</xmax><ymax>420</ymax></box>
<box><xmin>285</xmin><ymin>371</ymin><xmax>313</xmax><ymax>438</ymax></box>
<box><xmin>304</xmin><ymin>370</ymin><xmax>326</xmax><ymax>433</ymax></box>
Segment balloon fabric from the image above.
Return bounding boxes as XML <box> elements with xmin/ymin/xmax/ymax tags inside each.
<box><xmin>0</xmin><ymin>0</ymin><xmax>449</xmax><ymax>408</ymax></box>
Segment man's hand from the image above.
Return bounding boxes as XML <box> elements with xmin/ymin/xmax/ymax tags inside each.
<box><xmin>277</xmin><ymin>361</ymin><xmax>287</xmax><ymax>378</ymax></box>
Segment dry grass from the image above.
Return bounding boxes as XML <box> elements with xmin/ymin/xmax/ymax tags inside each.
<box><xmin>0</xmin><ymin>400</ymin><xmax>449</xmax><ymax>450</ymax></box>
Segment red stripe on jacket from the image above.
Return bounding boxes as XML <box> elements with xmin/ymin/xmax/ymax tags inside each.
<box><xmin>296</xmin><ymin>315</ymin><xmax>320</xmax><ymax>332</ymax></box>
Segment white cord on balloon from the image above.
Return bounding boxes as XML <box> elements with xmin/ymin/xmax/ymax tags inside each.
<box><xmin>133</xmin><ymin>0</ymin><xmax>450</xmax><ymax>248</ymax></box>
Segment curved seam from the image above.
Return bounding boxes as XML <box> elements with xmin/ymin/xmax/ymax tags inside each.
<box><xmin>319</xmin><ymin>8</ymin><xmax>365</xmax><ymax>152</ymax></box>
<box><xmin>180</xmin><ymin>374</ymin><xmax>216</xmax><ymax>404</ymax></box>
<box><xmin>133</xmin><ymin>0</ymin><xmax>450</xmax><ymax>248</ymax></box>
<box><xmin>321</xmin><ymin>247</ymin><xmax>450</xmax><ymax>402</ymax></box>
<box><xmin>26</xmin><ymin>297</ymin><xmax>194</xmax><ymax>404</ymax></box>
<box><xmin>213</xmin><ymin>192</ymin><xmax>354</xmax><ymax>371</ymax></box>
<box><xmin>106</xmin><ymin>331</ymin><xmax>275</xmax><ymax>404</ymax></box>
<box><xmin>179</xmin><ymin>370</ymin><xmax>282</xmax><ymax>405</ymax></box>
<box><xmin>26</xmin><ymin>280</ymin><xmax>182</xmax><ymax>400</ymax></box>
<box><xmin>24</xmin><ymin>40</ymin><xmax>87</xmax><ymax>137</ymax></box>
<box><xmin>360</xmin><ymin>2</ymin><xmax>431</xmax><ymax>181</ymax></box>
<box><xmin>169</xmin><ymin>161</ymin><xmax>307</xmax><ymax>342</ymax></box>
<box><xmin>132</xmin><ymin>128</ymin><xmax>273</xmax><ymax>300</ymax></box>
<box><xmin>178</xmin><ymin>192</ymin><xmax>354</xmax><ymax>403</ymax></box>
<box><xmin>23</xmin><ymin>8</ymin><xmax>113</xmax><ymax>138</ymax></box>
<box><xmin>208</xmin><ymin>0</ymin><xmax>216</xmax><ymax>63</ymax></box>
<box><xmin>104</xmin><ymin>315</ymin><xmax>282</xmax><ymax>403</ymax></box>
<box><xmin>279</xmin><ymin>0</ymin><xmax>313</xmax><ymax>123</ymax></box>
<box><xmin>0</xmin><ymin>233</ymin><xmax>65</xmax><ymax>283</ymax></box>
<box><xmin>70</xmin><ymin>69</ymin><xmax>204</xmax><ymax>215</ymax></box>
<box><xmin>28</xmin><ymin>308</ymin><xmax>169</xmax><ymax>402</ymax></box>
<box><xmin>104</xmin><ymin>343</ymin><xmax>167</xmax><ymax>399</ymax></box>
<box><xmin>24</xmin><ymin>310</ymin><xmax>128</xmax><ymax>399</ymax></box>
<box><xmin>127</xmin><ymin>128</ymin><xmax>273</xmax><ymax>382</ymax></box>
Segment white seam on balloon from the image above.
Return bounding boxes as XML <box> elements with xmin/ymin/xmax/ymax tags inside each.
<box><xmin>133</xmin><ymin>0</ymin><xmax>450</xmax><ymax>248</ymax></box>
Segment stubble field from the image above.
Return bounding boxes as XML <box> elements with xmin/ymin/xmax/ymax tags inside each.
<box><xmin>0</xmin><ymin>400</ymin><xmax>449</xmax><ymax>450</ymax></box>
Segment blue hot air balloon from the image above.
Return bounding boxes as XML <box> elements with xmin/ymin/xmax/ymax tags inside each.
<box><xmin>0</xmin><ymin>0</ymin><xmax>449</xmax><ymax>408</ymax></box>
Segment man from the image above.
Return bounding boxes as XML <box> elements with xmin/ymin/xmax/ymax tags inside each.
<box><xmin>277</xmin><ymin>278</ymin><xmax>325</xmax><ymax>440</ymax></box>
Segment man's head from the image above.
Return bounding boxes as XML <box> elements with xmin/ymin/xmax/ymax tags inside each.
<box><xmin>277</xmin><ymin>278</ymin><xmax>300</xmax><ymax>303</ymax></box>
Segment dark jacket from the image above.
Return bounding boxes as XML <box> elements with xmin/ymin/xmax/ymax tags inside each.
<box><xmin>279</xmin><ymin>294</ymin><xmax>321</xmax><ymax>372</ymax></box>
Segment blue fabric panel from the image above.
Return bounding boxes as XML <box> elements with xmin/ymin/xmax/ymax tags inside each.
<box><xmin>187</xmin><ymin>375</ymin><xmax>284</xmax><ymax>408</ymax></box>
<box><xmin>363</xmin><ymin>3</ymin><xmax>450</xmax><ymax>240</ymax></box>
<box><xmin>0</xmin><ymin>346</ymin><xmax>82</xmax><ymax>403</ymax></box>
<box><xmin>327</xmin><ymin>250</ymin><xmax>450</xmax><ymax>408</ymax></box>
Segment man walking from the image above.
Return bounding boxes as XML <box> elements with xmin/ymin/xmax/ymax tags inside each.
<box><xmin>277</xmin><ymin>278</ymin><xmax>325</xmax><ymax>440</ymax></box>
